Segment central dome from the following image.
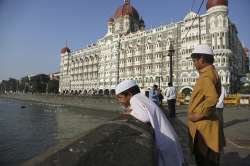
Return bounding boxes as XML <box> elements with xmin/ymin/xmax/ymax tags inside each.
<box><xmin>114</xmin><ymin>0</ymin><xmax>139</xmax><ymax>20</ymax></box>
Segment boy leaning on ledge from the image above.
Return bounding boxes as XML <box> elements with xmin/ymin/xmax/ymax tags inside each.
<box><xmin>115</xmin><ymin>80</ymin><xmax>184</xmax><ymax>166</ymax></box>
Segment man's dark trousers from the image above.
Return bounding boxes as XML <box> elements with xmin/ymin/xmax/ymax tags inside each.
<box><xmin>167</xmin><ymin>99</ymin><xmax>176</xmax><ymax>118</ymax></box>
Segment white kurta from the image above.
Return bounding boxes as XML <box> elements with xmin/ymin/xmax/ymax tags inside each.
<box><xmin>130</xmin><ymin>93</ymin><xmax>184</xmax><ymax>166</ymax></box>
<box><xmin>216</xmin><ymin>86</ymin><xmax>226</xmax><ymax>109</ymax></box>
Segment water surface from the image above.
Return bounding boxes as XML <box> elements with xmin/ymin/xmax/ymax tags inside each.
<box><xmin>0</xmin><ymin>98</ymin><xmax>118</xmax><ymax>166</ymax></box>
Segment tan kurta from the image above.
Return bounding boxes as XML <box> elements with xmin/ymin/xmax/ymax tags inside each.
<box><xmin>188</xmin><ymin>65</ymin><xmax>222</xmax><ymax>153</ymax></box>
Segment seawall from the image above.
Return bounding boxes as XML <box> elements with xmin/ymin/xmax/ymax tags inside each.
<box><xmin>21</xmin><ymin>116</ymin><xmax>157</xmax><ymax>166</ymax></box>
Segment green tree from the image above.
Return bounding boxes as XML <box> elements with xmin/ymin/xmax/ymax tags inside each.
<box><xmin>19</xmin><ymin>76</ymin><xmax>30</xmax><ymax>93</ymax></box>
<box><xmin>8</xmin><ymin>78</ymin><xmax>18</xmax><ymax>92</ymax></box>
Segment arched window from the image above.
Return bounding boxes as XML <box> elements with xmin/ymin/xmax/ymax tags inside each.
<box><xmin>210</xmin><ymin>16</ymin><xmax>215</xmax><ymax>29</ymax></box>
<box><xmin>150</xmin><ymin>77</ymin><xmax>153</xmax><ymax>83</ymax></box>
<box><xmin>218</xmin><ymin>15</ymin><xmax>223</xmax><ymax>27</ymax></box>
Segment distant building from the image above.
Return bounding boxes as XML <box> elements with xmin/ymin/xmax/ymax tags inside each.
<box><xmin>50</xmin><ymin>72</ymin><xmax>60</xmax><ymax>81</ymax></box>
<box><xmin>59</xmin><ymin>0</ymin><xmax>247</xmax><ymax>94</ymax></box>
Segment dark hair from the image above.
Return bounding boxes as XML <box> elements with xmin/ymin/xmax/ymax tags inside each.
<box><xmin>168</xmin><ymin>82</ymin><xmax>172</xmax><ymax>86</ymax></box>
<box><xmin>120</xmin><ymin>85</ymin><xmax>140</xmax><ymax>96</ymax></box>
<box><xmin>191</xmin><ymin>53</ymin><xmax>214</xmax><ymax>64</ymax></box>
<box><xmin>153</xmin><ymin>84</ymin><xmax>158</xmax><ymax>89</ymax></box>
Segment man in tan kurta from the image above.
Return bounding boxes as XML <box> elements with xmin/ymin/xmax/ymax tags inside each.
<box><xmin>188</xmin><ymin>44</ymin><xmax>224</xmax><ymax>166</ymax></box>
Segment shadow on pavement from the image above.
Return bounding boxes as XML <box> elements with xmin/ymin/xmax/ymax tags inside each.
<box><xmin>224</xmin><ymin>118</ymin><xmax>249</xmax><ymax>128</ymax></box>
<box><xmin>221</xmin><ymin>152</ymin><xmax>250</xmax><ymax>166</ymax></box>
<box><xmin>176</xmin><ymin>111</ymin><xmax>187</xmax><ymax>117</ymax></box>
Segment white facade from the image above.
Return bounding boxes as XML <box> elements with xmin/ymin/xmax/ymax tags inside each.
<box><xmin>59</xmin><ymin>1</ymin><xmax>246</xmax><ymax>95</ymax></box>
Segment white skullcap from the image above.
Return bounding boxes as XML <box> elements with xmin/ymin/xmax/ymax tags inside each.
<box><xmin>115</xmin><ymin>80</ymin><xmax>137</xmax><ymax>95</ymax></box>
<box><xmin>191</xmin><ymin>44</ymin><xmax>214</xmax><ymax>56</ymax></box>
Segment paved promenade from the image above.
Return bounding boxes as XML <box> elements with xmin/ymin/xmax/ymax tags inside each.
<box><xmin>175</xmin><ymin>105</ymin><xmax>250</xmax><ymax>166</ymax></box>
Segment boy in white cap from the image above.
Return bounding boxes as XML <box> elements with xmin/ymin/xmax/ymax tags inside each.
<box><xmin>116</xmin><ymin>80</ymin><xmax>184</xmax><ymax>166</ymax></box>
<box><xmin>188</xmin><ymin>44</ymin><xmax>224</xmax><ymax>166</ymax></box>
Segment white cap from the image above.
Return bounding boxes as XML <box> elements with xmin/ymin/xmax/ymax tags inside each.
<box><xmin>191</xmin><ymin>44</ymin><xmax>214</xmax><ymax>56</ymax></box>
<box><xmin>115</xmin><ymin>80</ymin><xmax>137</xmax><ymax>95</ymax></box>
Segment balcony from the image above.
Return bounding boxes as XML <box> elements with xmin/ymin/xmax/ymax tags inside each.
<box><xmin>155</xmin><ymin>47</ymin><xmax>163</xmax><ymax>52</ymax></box>
<box><xmin>135</xmin><ymin>51</ymin><xmax>141</xmax><ymax>56</ymax></box>
<box><xmin>145</xmin><ymin>49</ymin><xmax>153</xmax><ymax>54</ymax></box>
<box><xmin>145</xmin><ymin>59</ymin><xmax>152</xmax><ymax>64</ymax></box>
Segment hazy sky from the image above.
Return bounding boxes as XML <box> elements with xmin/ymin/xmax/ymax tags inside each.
<box><xmin>0</xmin><ymin>0</ymin><xmax>249</xmax><ymax>81</ymax></box>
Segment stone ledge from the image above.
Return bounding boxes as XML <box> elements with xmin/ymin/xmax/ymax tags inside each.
<box><xmin>21</xmin><ymin>115</ymin><xmax>156</xmax><ymax>166</ymax></box>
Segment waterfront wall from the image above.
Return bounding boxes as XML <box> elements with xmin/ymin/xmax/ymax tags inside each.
<box><xmin>0</xmin><ymin>93</ymin><xmax>122</xmax><ymax>112</ymax></box>
<box><xmin>21</xmin><ymin>116</ymin><xmax>156</xmax><ymax>166</ymax></box>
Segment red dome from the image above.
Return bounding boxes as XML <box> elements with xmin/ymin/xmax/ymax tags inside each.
<box><xmin>61</xmin><ymin>47</ymin><xmax>70</xmax><ymax>54</ymax></box>
<box><xmin>206</xmin><ymin>0</ymin><xmax>228</xmax><ymax>10</ymax></box>
<box><xmin>114</xmin><ymin>2</ymin><xmax>139</xmax><ymax>20</ymax></box>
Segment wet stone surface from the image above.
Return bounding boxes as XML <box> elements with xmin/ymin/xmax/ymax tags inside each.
<box><xmin>22</xmin><ymin>116</ymin><xmax>156</xmax><ymax>166</ymax></box>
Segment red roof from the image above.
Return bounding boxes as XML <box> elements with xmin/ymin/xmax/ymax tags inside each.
<box><xmin>114</xmin><ymin>2</ymin><xmax>139</xmax><ymax>20</ymax></box>
<box><xmin>61</xmin><ymin>47</ymin><xmax>70</xmax><ymax>54</ymax></box>
<box><xmin>206</xmin><ymin>0</ymin><xmax>228</xmax><ymax>10</ymax></box>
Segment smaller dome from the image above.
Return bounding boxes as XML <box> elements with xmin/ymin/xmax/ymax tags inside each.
<box><xmin>61</xmin><ymin>47</ymin><xmax>70</xmax><ymax>54</ymax></box>
<box><xmin>206</xmin><ymin>0</ymin><xmax>228</xmax><ymax>10</ymax></box>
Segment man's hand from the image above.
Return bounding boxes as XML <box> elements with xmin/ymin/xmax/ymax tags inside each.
<box><xmin>188</xmin><ymin>112</ymin><xmax>204</xmax><ymax>122</ymax></box>
<box><xmin>120</xmin><ymin>108</ymin><xmax>132</xmax><ymax>120</ymax></box>
<box><xmin>121</xmin><ymin>108</ymin><xmax>132</xmax><ymax>115</ymax></box>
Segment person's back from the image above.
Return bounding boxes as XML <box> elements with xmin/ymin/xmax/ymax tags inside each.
<box><xmin>166</xmin><ymin>86</ymin><xmax>176</xmax><ymax>100</ymax></box>
<box><xmin>130</xmin><ymin>93</ymin><xmax>184</xmax><ymax>166</ymax></box>
<box><xmin>166</xmin><ymin>83</ymin><xmax>177</xmax><ymax>118</ymax></box>
<box><xmin>115</xmin><ymin>80</ymin><xmax>184</xmax><ymax>166</ymax></box>
<box><xmin>149</xmin><ymin>85</ymin><xmax>160</xmax><ymax>105</ymax></box>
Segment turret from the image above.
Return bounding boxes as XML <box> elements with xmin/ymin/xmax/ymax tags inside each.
<box><xmin>139</xmin><ymin>17</ymin><xmax>145</xmax><ymax>31</ymax></box>
<box><xmin>107</xmin><ymin>17</ymin><xmax>114</xmax><ymax>35</ymax></box>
